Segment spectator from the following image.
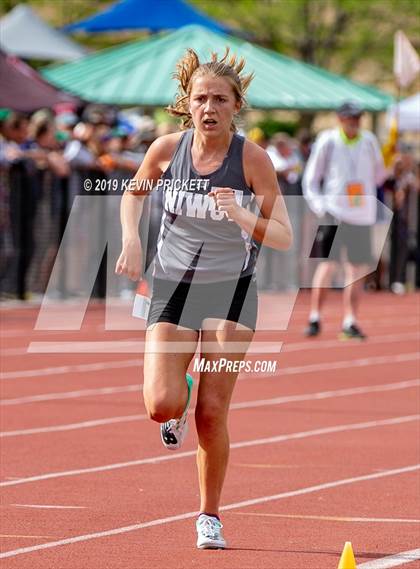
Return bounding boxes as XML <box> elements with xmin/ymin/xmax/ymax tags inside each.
<box><xmin>264</xmin><ymin>132</ymin><xmax>302</xmax><ymax>290</ymax></box>
<box><xmin>302</xmin><ymin>101</ymin><xmax>386</xmax><ymax>340</ymax></box>
<box><xmin>296</xmin><ymin>128</ymin><xmax>313</xmax><ymax>167</ymax></box>
<box><xmin>266</xmin><ymin>132</ymin><xmax>302</xmax><ymax>193</ymax></box>
<box><xmin>0</xmin><ymin>112</ymin><xmax>37</xmax><ymax>298</ymax></box>
<box><xmin>383</xmin><ymin>150</ymin><xmax>419</xmax><ymax>294</ymax></box>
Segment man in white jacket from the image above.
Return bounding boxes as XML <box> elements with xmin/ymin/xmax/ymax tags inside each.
<box><xmin>302</xmin><ymin>102</ymin><xmax>386</xmax><ymax>339</ymax></box>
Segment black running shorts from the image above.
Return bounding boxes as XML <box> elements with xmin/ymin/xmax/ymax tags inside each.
<box><xmin>147</xmin><ymin>274</ymin><xmax>258</xmax><ymax>331</ymax></box>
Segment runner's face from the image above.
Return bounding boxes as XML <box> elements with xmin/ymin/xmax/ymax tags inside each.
<box><xmin>189</xmin><ymin>75</ymin><xmax>240</xmax><ymax>136</ymax></box>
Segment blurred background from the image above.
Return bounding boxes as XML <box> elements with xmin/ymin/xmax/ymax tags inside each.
<box><xmin>0</xmin><ymin>0</ymin><xmax>419</xmax><ymax>302</ymax></box>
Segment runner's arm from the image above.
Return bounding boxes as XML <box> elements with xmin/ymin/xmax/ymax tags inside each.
<box><xmin>117</xmin><ymin>134</ymin><xmax>180</xmax><ymax>279</ymax></box>
<box><xmin>239</xmin><ymin>141</ymin><xmax>293</xmax><ymax>251</ymax></box>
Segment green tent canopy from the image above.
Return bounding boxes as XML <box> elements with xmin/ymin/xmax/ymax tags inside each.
<box><xmin>42</xmin><ymin>24</ymin><xmax>393</xmax><ymax>111</ymax></box>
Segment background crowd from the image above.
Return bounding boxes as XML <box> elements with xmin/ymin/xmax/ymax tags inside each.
<box><xmin>0</xmin><ymin>103</ymin><xmax>419</xmax><ymax>301</ymax></box>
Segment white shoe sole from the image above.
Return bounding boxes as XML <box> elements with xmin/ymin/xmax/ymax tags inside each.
<box><xmin>160</xmin><ymin>420</ymin><xmax>188</xmax><ymax>450</ymax></box>
<box><xmin>197</xmin><ymin>539</ymin><xmax>226</xmax><ymax>550</ymax></box>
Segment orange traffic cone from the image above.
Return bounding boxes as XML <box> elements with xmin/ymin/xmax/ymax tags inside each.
<box><xmin>337</xmin><ymin>542</ymin><xmax>357</xmax><ymax>569</ymax></box>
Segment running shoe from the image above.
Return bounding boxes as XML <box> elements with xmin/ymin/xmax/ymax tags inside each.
<box><xmin>339</xmin><ymin>324</ymin><xmax>366</xmax><ymax>341</ymax></box>
<box><xmin>196</xmin><ymin>514</ymin><xmax>226</xmax><ymax>549</ymax></box>
<box><xmin>160</xmin><ymin>373</ymin><xmax>193</xmax><ymax>451</ymax></box>
<box><xmin>305</xmin><ymin>320</ymin><xmax>320</xmax><ymax>337</ymax></box>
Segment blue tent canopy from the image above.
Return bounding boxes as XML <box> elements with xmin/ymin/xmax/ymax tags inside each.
<box><xmin>65</xmin><ymin>0</ymin><xmax>229</xmax><ymax>33</ymax></box>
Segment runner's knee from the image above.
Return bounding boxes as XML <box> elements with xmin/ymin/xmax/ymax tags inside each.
<box><xmin>145</xmin><ymin>393</ymin><xmax>184</xmax><ymax>423</ymax></box>
<box><xmin>195</xmin><ymin>401</ymin><xmax>227</xmax><ymax>440</ymax></box>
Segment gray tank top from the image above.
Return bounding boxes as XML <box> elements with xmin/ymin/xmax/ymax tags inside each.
<box><xmin>154</xmin><ymin>129</ymin><xmax>260</xmax><ymax>284</ymax></box>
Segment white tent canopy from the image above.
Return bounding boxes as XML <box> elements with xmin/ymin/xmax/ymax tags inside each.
<box><xmin>0</xmin><ymin>5</ymin><xmax>87</xmax><ymax>61</ymax></box>
<box><xmin>387</xmin><ymin>93</ymin><xmax>420</xmax><ymax>132</ymax></box>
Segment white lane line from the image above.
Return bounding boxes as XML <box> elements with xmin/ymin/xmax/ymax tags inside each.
<box><xmin>230</xmin><ymin>379</ymin><xmax>420</xmax><ymax>411</ymax></box>
<box><xmin>3</xmin><ymin>331</ymin><xmax>419</xmax><ymax>358</ymax></box>
<box><xmin>0</xmin><ymin>359</ymin><xmax>143</xmax><ymax>380</ymax></box>
<box><xmin>359</xmin><ymin>549</ymin><xmax>420</xmax><ymax>568</ymax></box>
<box><xmin>26</xmin><ymin>330</ymin><xmax>420</xmax><ymax>355</ymax></box>
<box><xmin>25</xmin><ymin>329</ymin><xmax>420</xmax><ymax>354</ymax></box>
<box><xmin>283</xmin><ymin>332</ymin><xmax>420</xmax><ymax>352</ymax></box>
<box><xmin>0</xmin><ymin>324</ymin><xmax>106</xmax><ymax>339</ymax></box>
<box><xmin>0</xmin><ymin>414</ymin><xmax>148</xmax><ymax>437</ymax></box>
<box><xmin>220</xmin><ymin>465</ymin><xmax>420</xmax><ymax>512</ymax></box>
<box><xmin>22</xmin><ymin>330</ymin><xmax>420</xmax><ymax>355</ymax></box>
<box><xmin>1</xmin><ymin>380</ymin><xmax>419</xmax><ymax>437</ymax></box>
<box><xmin>0</xmin><ymin>464</ymin><xmax>418</xmax><ymax>560</ymax></box>
<box><xmin>11</xmin><ymin>504</ymin><xmax>86</xmax><ymax>510</ymax></box>
<box><xmin>270</xmin><ymin>353</ymin><xmax>419</xmax><ymax>378</ymax></box>
<box><xmin>1</xmin><ymin>350</ymin><xmax>418</xmax><ymax>404</ymax></box>
<box><xmin>1</xmin><ymin>385</ymin><xmax>140</xmax><ymax>406</ymax></box>
<box><xmin>231</xmin><ymin>512</ymin><xmax>420</xmax><ymax>523</ymax></box>
<box><xmin>1</xmin><ymin>308</ymin><xmax>418</xmax><ymax>341</ymax></box>
<box><xmin>27</xmin><ymin>341</ymin><xmax>284</xmax><ymax>354</ymax></box>
<box><xmin>0</xmin><ymin>534</ymin><xmax>57</xmax><ymax>539</ymax></box>
<box><xmin>1</xmin><ymin>415</ymin><xmax>417</xmax><ymax>487</ymax></box>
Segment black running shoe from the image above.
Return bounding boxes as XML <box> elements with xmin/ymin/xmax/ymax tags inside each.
<box><xmin>339</xmin><ymin>324</ymin><xmax>366</xmax><ymax>341</ymax></box>
<box><xmin>305</xmin><ymin>320</ymin><xmax>320</xmax><ymax>337</ymax></box>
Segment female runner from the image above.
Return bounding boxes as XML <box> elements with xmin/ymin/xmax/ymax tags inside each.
<box><xmin>116</xmin><ymin>48</ymin><xmax>292</xmax><ymax>549</ymax></box>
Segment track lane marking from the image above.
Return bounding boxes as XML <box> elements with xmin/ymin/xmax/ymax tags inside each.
<box><xmin>11</xmin><ymin>504</ymin><xmax>86</xmax><ymax>509</ymax></box>
<box><xmin>284</xmin><ymin>332</ymin><xmax>420</xmax><ymax>352</ymax></box>
<box><xmin>1</xmin><ymin>385</ymin><xmax>140</xmax><ymax>406</ymax></box>
<box><xmin>1</xmin><ymin>346</ymin><xmax>419</xmax><ymax>382</ymax></box>
<box><xmin>3</xmin><ymin>331</ymin><xmax>419</xmax><ymax>357</ymax></box>
<box><xmin>1</xmin><ymin>379</ymin><xmax>419</xmax><ymax>436</ymax></box>
<box><xmin>231</xmin><ymin>512</ymin><xmax>420</xmax><ymax>523</ymax></box>
<box><xmin>1</xmin><ymin>415</ymin><xmax>418</xmax><ymax>487</ymax></box>
<box><xmin>0</xmin><ymin>534</ymin><xmax>57</xmax><ymax>539</ymax></box>
<box><xmin>0</xmin><ymin>464</ymin><xmax>418</xmax><ymax>560</ymax></box>
<box><xmin>0</xmin><ymin>414</ymin><xmax>149</xmax><ymax>437</ymax></box>
<box><xmin>1</xmin><ymin>379</ymin><xmax>419</xmax><ymax>435</ymax></box>
<box><xmin>359</xmin><ymin>549</ymin><xmax>420</xmax><ymax>568</ymax></box>
<box><xmin>25</xmin><ymin>327</ymin><xmax>420</xmax><ymax>354</ymax></box>
<box><xmin>1</xmin><ymin>350</ymin><xmax>418</xmax><ymax>403</ymax></box>
<box><xmin>0</xmin><ymin>359</ymin><xmax>143</xmax><ymax>380</ymax></box>
<box><xmin>1</xmin><ymin>312</ymin><xmax>417</xmax><ymax>340</ymax></box>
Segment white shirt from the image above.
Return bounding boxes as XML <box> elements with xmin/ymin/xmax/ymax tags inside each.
<box><xmin>302</xmin><ymin>128</ymin><xmax>386</xmax><ymax>225</ymax></box>
<box><xmin>267</xmin><ymin>145</ymin><xmax>301</xmax><ymax>184</ymax></box>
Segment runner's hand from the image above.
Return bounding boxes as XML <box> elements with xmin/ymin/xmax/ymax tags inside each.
<box><xmin>209</xmin><ymin>188</ymin><xmax>242</xmax><ymax>222</ymax></box>
<box><xmin>115</xmin><ymin>238</ymin><xmax>142</xmax><ymax>281</ymax></box>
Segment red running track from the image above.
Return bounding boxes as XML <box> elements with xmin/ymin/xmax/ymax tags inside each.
<box><xmin>0</xmin><ymin>290</ymin><xmax>419</xmax><ymax>568</ymax></box>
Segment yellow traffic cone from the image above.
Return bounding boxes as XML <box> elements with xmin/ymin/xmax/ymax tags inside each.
<box><xmin>337</xmin><ymin>542</ymin><xmax>357</xmax><ymax>569</ymax></box>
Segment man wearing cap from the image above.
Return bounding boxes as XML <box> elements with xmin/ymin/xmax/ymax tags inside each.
<box><xmin>302</xmin><ymin>101</ymin><xmax>386</xmax><ymax>339</ymax></box>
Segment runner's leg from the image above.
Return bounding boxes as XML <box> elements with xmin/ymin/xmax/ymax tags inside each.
<box><xmin>195</xmin><ymin>319</ymin><xmax>253</xmax><ymax>516</ymax></box>
<box><xmin>143</xmin><ymin>322</ymin><xmax>199</xmax><ymax>422</ymax></box>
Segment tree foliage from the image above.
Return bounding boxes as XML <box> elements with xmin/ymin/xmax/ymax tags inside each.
<box><xmin>2</xmin><ymin>0</ymin><xmax>418</xmax><ymax>88</ymax></box>
<box><xmin>192</xmin><ymin>0</ymin><xmax>420</xmax><ymax>84</ymax></box>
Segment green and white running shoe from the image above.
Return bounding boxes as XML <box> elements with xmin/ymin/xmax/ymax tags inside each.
<box><xmin>160</xmin><ymin>373</ymin><xmax>193</xmax><ymax>451</ymax></box>
<box><xmin>196</xmin><ymin>514</ymin><xmax>226</xmax><ymax>549</ymax></box>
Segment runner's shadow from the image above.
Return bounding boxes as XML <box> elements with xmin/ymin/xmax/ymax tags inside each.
<box><xmin>226</xmin><ymin>548</ymin><xmax>338</xmax><ymax>556</ymax></box>
<box><xmin>227</xmin><ymin>547</ymin><xmax>397</xmax><ymax>560</ymax></box>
